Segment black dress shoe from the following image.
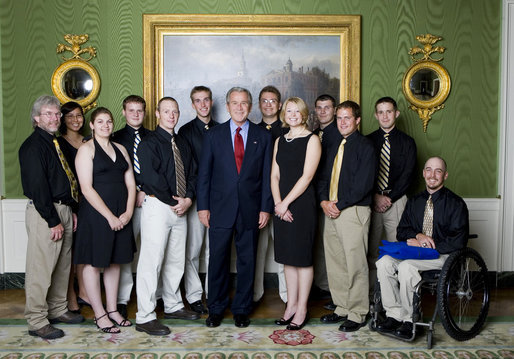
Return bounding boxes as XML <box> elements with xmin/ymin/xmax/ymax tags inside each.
<box><xmin>376</xmin><ymin>317</ymin><xmax>402</xmax><ymax>334</ymax></box>
<box><xmin>234</xmin><ymin>314</ymin><xmax>250</xmax><ymax>328</ymax></box>
<box><xmin>338</xmin><ymin>319</ymin><xmax>367</xmax><ymax>332</ymax></box>
<box><xmin>206</xmin><ymin>313</ymin><xmax>223</xmax><ymax>327</ymax></box>
<box><xmin>323</xmin><ymin>301</ymin><xmax>336</xmax><ymax>311</ymax></box>
<box><xmin>275</xmin><ymin>313</ymin><xmax>295</xmax><ymax>325</ymax></box>
<box><xmin>164</xmin><ymin>308</ymin><xmax>200</xmax><ymax>320</ymax></box>
<box><xmin>28</xmin><ymin>324</ymin><xmax>64</xmax><ymax>339</ymax></box>
<box><xmin>190</xmin><ymin>300</ymin><xmax>208</xmax><ymax>314</ymax></box>
<box><xmin>395</xmin><ymin>321</ymin><xmax>415</xmax><ymax>340</ymax></box>
<box><xmin>117</xmin><ymin>303</ymin><xmax>128</xmax><ymax>318</ymax></box>
<box><xmin>320</xmin><ymin>313</ymin><xmax>347</xmax><ymax>323</ymax></box>
<box><xmin>136</xmin><ymin>319</ymin><xmax>171</xmax><ymax>336</ymax></box>
<box><xmin>49</xmin><ymin>311</ymin><xmax>85</xmax><ymax>324</ymax></box>
<box><xmin>286</xmin><ymin>314</ymin><xmax>309</xmax><ymax>330</ymax></box>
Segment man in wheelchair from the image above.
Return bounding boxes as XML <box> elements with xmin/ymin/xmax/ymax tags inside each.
<box><xmin>375</xmin><ymin>156</ymin><xmax>469</xmax><ymax>340</ymax></box>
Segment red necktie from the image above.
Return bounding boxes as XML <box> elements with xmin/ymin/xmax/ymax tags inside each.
<box><xmin>234</xmin><ymin>127</ymin><xmax>244</xmax><ymax>173</ymax></box>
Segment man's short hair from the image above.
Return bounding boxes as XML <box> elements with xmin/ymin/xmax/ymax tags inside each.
<box><xmin>375</xmin><ymin>96</ymin><xmax>398</xmax><ymax>112</ymax></box>
<box><xmin>226</xmin><ymin>87</ymin><xmax>252</xmax><ymax>104</ymax></box>
<box><xmin>157</xmin><ymin>96</ymin><xmax>178</xmax><ymax>111</ymax></box>
<box><xmin>424</xmin><ymin>156</ymin><xmax>448</xmax><ymax>172</ymax></box>
<box><xmin>123</xmin><ymin>95</ymin><xmax>146</xmax><ymax>111</ymax></box>
<box><xmin>315</xmin><ymin>94</ymin><xmax>336</xmax><ymax>108</ymax></box>
<box><xmin>279</xmin><ymin>97</ymin><xmax>309</xmax><ymax>128</ymax></box>
<box><xmin>259</xmin><ymin>85</ymin><xmax>281</xmax><ymax>103</ymax></box>
<box><xmin>31</xmin><ymin>95</ymin><xmax>60</xmax><ymax>128</ymax></box>
<box><xmin>190</xmin><ymin>86</ymin><xmax>212</xmax><ymax>101</ymax></box>
<box><xmin>336</xmin><ymin>100</ymin><xmax>361</xmax><ymax>119</ymax></box>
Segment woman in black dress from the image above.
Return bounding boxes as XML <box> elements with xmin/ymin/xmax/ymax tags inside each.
<box><xmin>57</xmin><ymin>102</ymin><xmax>86</xmax><ymax>314</ymax></box>
<box><xmin>74</xmin><ymin>107</ymin><xmax>136</xmax><ymax>333</ymax></box>
<box><xmin>271</xmin><ymin>97</ymin><xmax>321</xmax><ymax>330</ymax></box>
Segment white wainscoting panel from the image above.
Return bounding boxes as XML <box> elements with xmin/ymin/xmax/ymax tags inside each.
<box><xmin>0</xmin><ymin>197</ymin><xmax>502</xmax><ymax>273</ymax></box>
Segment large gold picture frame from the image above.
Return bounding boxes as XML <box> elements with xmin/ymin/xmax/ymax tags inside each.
<box><xmin>143</xmin><ymin>14</ymin><xmax>361</xmax><ymax>128</ymax></box>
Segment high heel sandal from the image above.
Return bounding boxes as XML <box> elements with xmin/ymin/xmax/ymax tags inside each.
<box><xmin>94</xmin><ymin>313</ymin><xmax>121</xmax><ymax>333</ymax></box>
<box><xmin>107</xmin><ymin>310</ymin><xmax>132</xmax><ymax>327</ymax></box>
<box><xmin>275</xmin><ymin>313</ymin><xmax>295</xmax><ymax>326</ymax></box>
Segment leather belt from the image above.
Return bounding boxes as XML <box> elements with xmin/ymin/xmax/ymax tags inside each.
<box><xmin>376</xmin><ymin>190</ymin><xmax>391</xmax><ymax>196</ymax></box>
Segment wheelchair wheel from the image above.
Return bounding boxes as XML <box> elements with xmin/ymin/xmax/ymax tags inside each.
<box><xmin>437</xmin><ymin>247</ymin><xmax>489</xmax><ymax>341</ymax></box>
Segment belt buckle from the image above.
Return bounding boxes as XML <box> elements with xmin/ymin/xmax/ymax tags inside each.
<box><xmin>378</xmin><ymin>189</ymin><xmax>391</xmax><ymax>196</ymax></box>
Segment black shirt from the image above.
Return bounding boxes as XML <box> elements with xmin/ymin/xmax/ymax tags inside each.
<box><xmin>257</xmin><ymin>118</ymin><xmax>287</xmax><ymax>143</ymax></box>
<box><xmin>367</xmin><ymin>127</ymin><xmax>417</xmax><ymax>202</ymax></box>
<box><xmin>56</xmin><ymin>136</ymin><xmax>79</xmax><ymax>178</ymax></box>
<box><xmin>19</xmin><ymin>127</ymin><xmax>76</xmax><ymax>228</ymax></box>
<box><xmin>112</xmin><ymin>125</ymin><xmax>149</xmax><ymax>164</ymax></box>
<box><xmin>397</xmin><ymin>186</ymin><xmax>469</xmax><ymax>254</ymax></box>
<box><xmin>313</xmin><ymin>120</ymin><xmax>342</xmax><ymax>152</ymax></box>
<box><xmin>178</xmin><ymin>117</ymin><xmax>218</xmax><ymax>166</ymax></box>
<box><xmin>136</xmin><ymin>126</ymin><xmax>196</xmax><ymax>206</ymax></box>
<box><xmin>318</xmin><ymin>130</ymin><xmax>376</xmax><ymax>210</ymax></box>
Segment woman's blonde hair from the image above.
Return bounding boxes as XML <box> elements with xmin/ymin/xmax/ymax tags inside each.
<box><xmin>279</xmin><ymin>97</ymin><xmax>309</xmax><ymax>128</ymax></box>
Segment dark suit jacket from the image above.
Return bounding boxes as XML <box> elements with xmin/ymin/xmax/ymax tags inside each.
<box><xmin>197</xmin><ymin>120</ymin><xmax>273</xmax><ymax>229</ymax></box>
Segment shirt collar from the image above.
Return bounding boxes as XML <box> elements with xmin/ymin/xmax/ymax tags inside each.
<box><xmin>194</xmin><ymin>116</ymin><xmax>215</xmax><ymax>131</ymax></box>
<box><xmin>125</xmin><ymin>124</ymin><xmax>145</xmax><ymax>136</ymax></box>
<box><xmin>155</xmin><ymin>126</ymin><xmax>173</xmax><ymax>142</ymax></box>
<box><xmin>424</xmin><ymin>186</ymin><xmax>446</xmax><ymax>202</ymax></box>
<box><xmin>230</xmin><ymin>119</ymin><xmax>249</xmax><ymax>134</ymax></box>
<box><xmin>35</xmin><ymin>126</ymin><xmax>56</xmax><ymax>142</ymax></box>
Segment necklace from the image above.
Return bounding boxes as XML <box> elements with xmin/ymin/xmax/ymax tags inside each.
<box><xmin>285</xmin><ymin>128</ymin><xmax>305</xmax><ymax>142</ymax></box>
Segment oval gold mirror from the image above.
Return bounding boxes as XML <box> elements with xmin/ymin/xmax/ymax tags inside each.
<box><xmin>51</xmin><ymin>34</ymin><xmax>100</xmax><ymax>112</ymax></box>
<box><xmin>402</xmin><ymin>34</ymin><xmax>451</xmax><ymax>132</ymax></box>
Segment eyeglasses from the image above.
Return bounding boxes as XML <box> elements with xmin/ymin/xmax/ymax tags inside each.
<box><xmin>64</xmin><ymin>114</ymin><xmax>84</xmax><ymax>120</ymax></box>
<box><xmin>40</xmin><ymin>112</ymin><xmax>62</xmax><ymax>118</ymax></box>
<box><xmin>260</xmin><ymin>99</ymin><xmax>278</xmax><ymax>105</ymax></box>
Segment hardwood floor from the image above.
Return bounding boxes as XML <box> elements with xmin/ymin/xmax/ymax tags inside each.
<box><xmin>1</xmin><ymin>286</ymin><xmax>512</xmax><ymax>320</ymax></box>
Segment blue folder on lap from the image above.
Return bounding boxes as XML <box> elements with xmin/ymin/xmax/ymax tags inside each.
<box><xmin>378</xmin><ymin>240</ymin><xmax>440</xmax><ymax>260</ymax></box>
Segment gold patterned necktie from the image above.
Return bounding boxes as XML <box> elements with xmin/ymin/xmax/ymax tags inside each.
<box><xmin>422</xmin><ymin>195</ymin><xmax>434</xmax><ymax>237</ymax></box>
<box><xmin>53</xmin><ymin>138</ymin><xmax>79</xmax><ymax>202</ymax></box>
<box><xmin>378</xmin><ymin>133</ymin><xmax>390</xmax><ymax>191</ymax></box>
<box><xmin>171</xmin><ymin>136</ymin><xmax>187</xmax><ymax>198</ymax></box>
<box><xmin>318</xmin><ymin>130</ymin><xmax>324</xmax><ymax>142</ymax></box>
<box><xmin>329</xmin><ymin>138</ymin><xmax>346</xmax><ymax>201</ymax></box>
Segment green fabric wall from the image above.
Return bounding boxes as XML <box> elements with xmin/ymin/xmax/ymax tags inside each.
<box><xmin>0</xmin><ymin>0</ymin><xmax>501</xmax><ymax>198</ymax></box>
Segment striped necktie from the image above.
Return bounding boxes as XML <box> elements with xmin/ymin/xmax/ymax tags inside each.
<box><xmin>133</xmin><ymin>130</ymin><xmax>141</xmax><ymax>174</ymax></box>
<box><xmin>422</xmin><ymin>195</ymin><xmax>434</xmax><ymax>237</ymax></box>
<box><xmin>378</xmin><ymin>133</ymin><xmax>390</xmax><ymax>191</ymax></box>
<box><xmin>329</xmin><ymin>138</ymin><xmax>346</xmax><ymax>201</ymax></box>
<box><xmin>171</xmin><ymin>136</ymin><xmax>187</xmax><ymax>198</ymax></box>
<box><xmin>53</xmin><ymin>138</ymin><xmax>79</xmax><ymax>202</ymax></box>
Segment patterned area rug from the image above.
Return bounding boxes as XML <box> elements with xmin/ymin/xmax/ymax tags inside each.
<box><xmin>0</xmin><ymin>319</ymin><xmax>513</xmax><ymax>358</ymax></box>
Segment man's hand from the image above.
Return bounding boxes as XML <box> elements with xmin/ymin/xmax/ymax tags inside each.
<box><xmin>258</xmin><ymin>211</ymin><xmax>271</xmax><ymax>229</ymax></box>
<box><xmin>321</xmin><ymin>200</ymin><xmax>341</xmax><ymax>219</ymax></box>
<box><xmin>198</xmin><ymin>210</ymin><xmax>210</xmax><ymax>228</ymax></box>
<box><xmin>374</xmin><ymin>194</ymin><xmax>392</xmax><ymax>213</ymax></box>
<box><xmin>135</xmin><ymin>191</ymin><xmax>146</xmax><ymax>207</ymax></box>
<box><xmin>407</xmin><ymin>233</ymin><xmax>436</xmax><ymax>249</ymax></box>
<box><xmin>50</xmin><ymin>223</ymin><xmax>65</xmax><ymax>241</ymax></box>
<box><xmin>72</xmin><ymin>213</ymin><xmax>78</xmax><ymax>232</ymax></box>
<box><xmin>171</xmin><ymin>196</ymin><xmax>193</xmax><ymax>217</ymax></box>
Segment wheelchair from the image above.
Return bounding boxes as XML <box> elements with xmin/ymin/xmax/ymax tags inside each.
<box><xmin>369</xmin><ymin>245</ymin><xmax>490</xmax><ymax>349</ymax></box>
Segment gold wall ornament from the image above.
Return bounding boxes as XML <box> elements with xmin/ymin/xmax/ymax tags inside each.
<box><xmin>402</xmin><ymin>34</ymin><xmax>451</xmax><ymax>132</ymax></box>
<box><xmin>51</xmin><ymin>34</ymin><xmax>100</xmax><ymax>112</ymax></box>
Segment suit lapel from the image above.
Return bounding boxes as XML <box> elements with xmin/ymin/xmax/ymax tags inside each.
<box><xmin>222</xmin><ymin>121</ymin><xmax>239</xmax><ymax>175</ymax></box>
<box><xmin>240</xmin><ymin>122</ymin><xmax>258</xmax><ymax>174</ymax></box>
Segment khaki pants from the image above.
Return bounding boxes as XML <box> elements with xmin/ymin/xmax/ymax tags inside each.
<box><xmin>324</xmin><ymin>205</ymin><xmax>370</xmax><ymax>323</ymax></box>
<box><xmin>376</xmin><ymin>254</ymin><xmax>448</xmax><ymax>322</ymax></box>
<box><xmin>368</xmin><ymin>195</ymin><xmax>408</xmax><ymax>290</ymax></box>
<box><xmin>24</xmin><ymin>202</ymin><xmax>73</xmax><ymax>330</ymax></box>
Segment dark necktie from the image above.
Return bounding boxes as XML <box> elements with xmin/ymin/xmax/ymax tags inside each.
<box><xmin>53</xmin><ymin>138</ymin><xmax>79</xmax><ymax>202</ymax></box>
<box><xmin>171</xmin><ymin>136</ymin><xmax>186</xmax><ymax>198</ymax></box>
<box><xmin>234</xmin><ymin>127</ymin><xmax>244</xmax><ymax>174</ymax></box>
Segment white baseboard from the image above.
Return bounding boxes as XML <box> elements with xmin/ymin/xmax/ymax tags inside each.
<box><xmin>0</xmin><ymin>198</ymin><xmax>502</xmax><ymax>273</ymax></box>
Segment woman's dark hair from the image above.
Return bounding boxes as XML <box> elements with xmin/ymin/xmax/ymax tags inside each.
<box><xmin>59</xmin><ymin>101</ymin><xmax>84</xmax><ymax>135</ymax></box>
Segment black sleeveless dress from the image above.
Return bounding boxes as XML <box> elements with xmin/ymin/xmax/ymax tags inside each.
<box><xmin>74</xmin><ymin>139</ymin><xmax>135</xmax><ymax>268</ymax></box>
<box><xmin>273</xmin><ymin>133</ymin><xmax>317</xmax><ymax>267</ymax></box>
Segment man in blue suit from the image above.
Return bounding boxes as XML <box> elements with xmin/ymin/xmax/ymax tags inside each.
<box><xmin>197</xmin><ymin>87</ymin><xmax>273</xmax><ymax>328</ymax></box>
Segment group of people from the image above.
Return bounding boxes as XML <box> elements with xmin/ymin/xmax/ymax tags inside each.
<box><xmin>19</xmin><ymin>84</ymin><xmax>469</xmax><ymax>341</ymax></box>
